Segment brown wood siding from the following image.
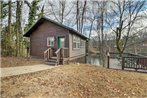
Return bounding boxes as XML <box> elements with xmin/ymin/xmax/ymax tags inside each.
<box><xmin>30</xmin><ymin>21</ymin><xmax>69</xmax><ymax>58</ymax></box>
<box><xmin>69</xmin><ymin>33</ymin><xmax>86</xmax><ymax>58</ymax></box>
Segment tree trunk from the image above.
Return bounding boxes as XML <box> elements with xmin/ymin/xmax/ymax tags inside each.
<box><xmin>81</xmin><ymin>0</ymin><xmax>87</xmax><ymax>33</ymax></box>
<box><xmin>100</xmin><ymin>1</ymin><xmax>107</xmax><ymax>67</ymax></box>
<box><xmin>16</xmin><ymin>1</ymin><xmax>22</xmax><ymax>56</ymax></box>
<box><xmin>76</xmin><ymin>0</ymin><xmax>79</xmax><ymax>31</ymax></box>
<box><xmin>8</xmin><ymin>0</ymin><xmax>12</xmax><ymax>56</ymax></box>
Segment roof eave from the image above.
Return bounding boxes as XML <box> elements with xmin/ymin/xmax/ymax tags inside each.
<box><xmin>23</xmin><ymin>16</ymin><xmax>88</xmax><ymax>39</ymax></box>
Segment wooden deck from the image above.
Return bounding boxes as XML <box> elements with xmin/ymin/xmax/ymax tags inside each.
<box><xmin>108</xmin><ymin>52</ymin><xmax>147</xmax><ymax>71</ymax></box>
<box><xmin>122</xmin><ymin>56</ymin><xmax>147</xmax><ymax>70</ymax></box>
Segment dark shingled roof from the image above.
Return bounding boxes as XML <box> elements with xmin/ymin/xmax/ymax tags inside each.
<box><xmin>24</xmin><ymin>16</ymin><xmax>88</xmax><ymax>39</ymax></box>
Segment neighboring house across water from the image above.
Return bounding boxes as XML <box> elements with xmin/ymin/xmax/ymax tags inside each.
<box><xmin>89</xmin><ymin>32</ymin><xmax>147</xmax><ymax>55</ymax></box>
<box><xmin>126</xmin><ymin>33</ymin><xmax>147</xmax><ymax>55</ymax></box>
<box><xmin>24</xmin><ymin>16</ymin><xmax>88</xmax><ymax>65</ymax></box>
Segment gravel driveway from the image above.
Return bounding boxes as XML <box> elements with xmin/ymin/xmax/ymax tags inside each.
<box><xmin>0</xmin><ymin>64</ymin><xmax>57</xmax><ymax>77</ymax></box>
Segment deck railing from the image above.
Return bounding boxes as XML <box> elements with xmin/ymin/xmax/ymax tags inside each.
<box><xmin>107</xmin><ymin>52</ymin><xmax>147</xmax><ymax>71</ymax></box>
<box><xmin>122</xmin><ymin>56</ymin><xmax>147</xmax><ymax>70</ymax></box>
<box><xmin>109</xmin><ymin>52</ymin><xmax>140</xmax><ymax>59</ymax></box>
<box><xmin>63</xmin><ymin>48</ymin><xmax>69</xmax><ymax>58</ymax></box>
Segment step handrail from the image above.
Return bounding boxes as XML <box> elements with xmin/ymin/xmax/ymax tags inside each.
<box><xmin>44</xmin><ymin>48</ymin><xmax>51</xmax><ymax>61</ymax></box>
<box><xmin>55</xmin><ymin>48</ymin><xmax>64</xmax><ymax>64</ymax></box>
<box><xmin>55</xmin><ymin>48</ymin><xmax>61</xmax><ymax>54</ymax></box>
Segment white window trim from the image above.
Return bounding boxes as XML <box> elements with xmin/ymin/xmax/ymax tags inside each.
<box><xmin>47</xmin><ymin>37</ymin><xmax>55</xmax><ymax>46</ymax></box>
<box><xmin>73</xmin><ymin>35</ymin><xmax>80</xmax><ymax>49</ymax></box>
<box><xmin>81</xmin><ymin>40</ymin><xmax>85</xmax><ymax>48</ymax></box>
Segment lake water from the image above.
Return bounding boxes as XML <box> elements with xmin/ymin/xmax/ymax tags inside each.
<box><xmin>86</xmin><ymin>55</ymin><xmax>100</xmax><ymax>66</ymax></box>
<box><xmin>86</xmin><ymin>55</ymin><xmax>122</xmax><ymax>69</ymax></box>
<box><xmin>86</xmin><ymin>55</ymin><xmax>147</xmax><ymax>72</ymax></box>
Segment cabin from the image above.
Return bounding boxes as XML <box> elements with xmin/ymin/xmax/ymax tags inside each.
<box><xmin>24</xmin><ymin>16</ymin><xmax>88</xmax><ymax>65</ymax></box>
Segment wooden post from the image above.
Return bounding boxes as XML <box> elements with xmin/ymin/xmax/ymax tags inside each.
<box><xmin>62</xmin><ymin>48</ymin><xmax>64</xmax><ymax>58</ymax></box>
<box><xmin>122</xmin><ymin>57</ymin><xmax>124</xmax><ymax>70</ymax></box>
<box><xmin>44</xmin><ymin>52</ymin><xmax>46</xmax><ymax>61</ymax></box>
<box><xmin>61</xmin><ymin>48</ymin><xmax>64</xmax><ymax>64</ymax></box>
<box><xmin>26</xmin><ymin>46</ymin><xmax>30</xmax><ymax>60</ymax></box>
<box><xmin>27</xmin><ymin>46</ymin><xmax>29</xmax><ymax>58</ymax></box>
<box><xmin>47</xmin><ymin>50</ymin><xmax>49</xmax><ymax>61</ymax></box>
<box><xmin>48</xmin><ymin>48</ymin><xmax>52</xmax><ymax>59</ymax></box>
<box><xmin>107</xmin><ymin>52</ymin><xmax>110</xmax><ymax>68</ymax></box>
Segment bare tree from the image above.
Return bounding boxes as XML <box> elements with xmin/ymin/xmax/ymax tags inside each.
<box><xmin>47</xmin><ymin>0</ymin><xmax>73</xmax><ymax>24</ymax></box>
<box><xmin>86</xmin><ymin>1</ymin><xmax>100</xmax><ymax>38</ymax></box>
<box><xmin>76</xmin><ymin>0</ymin><xmax>79</xmax><ymax>31</ymax></box>
<box><xmin>106</xmin><ymin>0</ymin><xmax>146</xmax><ymax>56</ymax></box>
<box><xmin>75</xmin><ymin>0</ymin><xmax>87</xmax><ymax>33</ymax></box>
<box><xmin>59</xmin><ymin>0</ymin><xmax>66</xmax><ymax>24</ymax></box>
<box><xmin>94</xmin><ymin>1</ymin><xmax>108</xmax><ymax>67</ymax></box>
<box><xmin>80</xmin><ymin>0</ymin><xmax>87</xmax><ymax>33</ymax></box>
<box><xmin>125</xmin><ymin>26</ymin><xmax>147</xmax><ymax>53</ymax></box>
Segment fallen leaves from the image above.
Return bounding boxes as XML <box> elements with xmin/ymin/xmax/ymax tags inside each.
<box><xmin>1</xmin><ymin>57</ymin><xmax>43</xmax><ymax>68</ymax></box>
<box><xmin>1</xmin><ymin>64</ymin><xmax>147</xmax><ymax>98</ymax></box>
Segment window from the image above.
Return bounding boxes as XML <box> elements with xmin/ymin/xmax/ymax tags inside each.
<box><xmin>47</xmin><ymin>37</ymin><xmax>55</xmax><ymax>46</ymax></box>
<box><xmin>81</xmin><ymin>40</ymin><xmax>85</xmax><ymax>48</ymax></box>
<box><xmin>73</xmin><ymin>35</ymin><xmax>80</xmax><ymax>49</ymax></box>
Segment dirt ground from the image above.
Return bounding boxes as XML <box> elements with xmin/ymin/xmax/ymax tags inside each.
<box><xmin>1</xmin><ymin>57</ymin><xmax>43</xmax><ymax>68</ymax></box>
<box><xmin>1</xmin><ymin>64</ymin><xmax>147</xmax><ymax>98</ymax></box>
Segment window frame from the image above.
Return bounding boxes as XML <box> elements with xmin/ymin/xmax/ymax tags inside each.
<box><xmin>47</xmin><ymin>36</ymin><xmax>55</xmax><ymax>46</ymax></box>
<box><xmin>81</xmin><ymin>39</ymin><xmax>85</xmax><ymax>48</ymax></box>
<box><xmin>73</xmin><ymin>35</ymin><xmax>80</xmax><ymax>49</ymax></box>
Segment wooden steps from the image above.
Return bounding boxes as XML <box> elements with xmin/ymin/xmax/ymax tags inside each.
<box><xmin>50</xmin><ymin>57</ymin><xmax>57</xmax><ymax>59</ymax></box>
<box><xmin>46</xmin><ymin>56</ymin><xmax>58</xmax><ymax>65</ymax></box>
<box><xmin>44</xmin><ymin>48</ymin><xmax>66</xmax><ymax>65</ymax></box>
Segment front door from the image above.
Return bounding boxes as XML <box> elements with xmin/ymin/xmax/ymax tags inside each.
<box><xmin>58</xmin><ymin>37</ymin><xmax>65</xmax><ymax>48</ymax></box>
